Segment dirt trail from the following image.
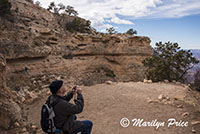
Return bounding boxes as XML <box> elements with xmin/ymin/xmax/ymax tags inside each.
<box><xmin>27</xmin><ymin>82</ymin><xmax>200</xmax><ymax>134</ymax></box>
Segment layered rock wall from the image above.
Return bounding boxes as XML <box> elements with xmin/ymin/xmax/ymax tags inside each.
<box><xmin>0</xmin><ymin>0</ymin><xmax>153</xmax><ymax>89</ymax></box>
<box><xmin>0</xmin><ymin>54</ymin><xmax>22</xmax><ymax>129</ymax></box>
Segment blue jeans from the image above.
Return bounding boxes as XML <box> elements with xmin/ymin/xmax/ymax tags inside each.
<box><xmin>71</xmin><ymin>115</ymin><xmax>93</xmax><ymax>134</ymax></box>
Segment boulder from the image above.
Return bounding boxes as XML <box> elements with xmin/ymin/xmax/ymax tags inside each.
<box><xmin>164</xmin><ymin>80</ymin><xmax>169</xmax><ymax>83</ymax></box>
<box><xmin>106</xmin><ymin>81</ymin><xmax>113</xmax><ymax>84</ymax></box>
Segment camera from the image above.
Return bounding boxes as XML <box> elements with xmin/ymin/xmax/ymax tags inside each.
<box><xmin>72</xmin><ymin>85</ymin><xmax>77</xmax><ymax>92</ymax></box>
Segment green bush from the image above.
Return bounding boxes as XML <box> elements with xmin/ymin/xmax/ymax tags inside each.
<box><xmin>47</xmin><ymin>2</ymin><xmax>78</xmax><ymax>16</ymax></box>
<box><xmin>46</xmin><ymin>41</ymin><xmax>51</xmax><ymax>46</ymax></box>
<box><xmin>126</xmin><ymin>28</ymin><xmax>137</xmax><ymax>36</ymax></box>
<box><xmin>106</xmin><ymin>27</ymin><xmax>117</xmax><ymax>34</ymax></box>
<box><xmin>66</xmin><ymin>18</ymin><xmax>91</xmax><ymax>33</ymax></box>
<box><xmin>142</xmin><ymin>42</ymin><xmax>199</xmax><ymax>83</ymax></box>
<box><xmin>0</xmin><ymin>0</ymin><xmax>11</xmax><ymax>16</ymax></box>
<box><xmin>97</xmin><ymin>66</ymin><xmax>116</xmax><ymax>78</ymax></box>
<box><xmin>34</xmin><ymin>41</ymin><xmax>40</xmax><ymax>46</ymax></box>
<box><xmin>65</xmin><ymin>5</ymin><xmax>78</xmax><ymax>16</ymax></box>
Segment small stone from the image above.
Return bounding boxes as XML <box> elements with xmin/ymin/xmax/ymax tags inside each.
<box><xmin>191</xmin><ymin>121</ymin><xmax>200</xmax><ymax>125</ymax></box>
<box><xmin>147</xmin><ymin>99</ymin><xmax>153</xmax><ymax>103</ymax></box>
<box><xmin>21</xmin><ymin>127</ymin><xmax>27</xmax><ymax>132</ymax></box>
<box><xmin>143</xmin><ymin>79</ymin><xmax>148</xmax><ymax>83</ymax></box>
<box><xmin>164</xmin><ymin>96</ymin><xmax>170</xmax><ymax>101</ymax></box>
<box><xmin>174</xmin><ymin>95</ymin><xmax>185</xmax><ymax>101</ymax></box>
<box><xmin>192</xmin><ymin>127</ymin><xmax>196</xmax><ymax>133</ymax></box>
<box><xmin>176</xmin><ymin>82</ymin><xmax>181</xmax><ymax>85</ymax></box>
<box><xmin>147</xmin><ymin>99</ymin><xmax>159</xmax><ymax>103</ymax></box>
<box><xmin>143</xmin><ymin>79</ymin><xmax>152</xmax><ymax>83</ymax></box>
<box><xmin>183</xmin><ymin>85</ymin><xmax>189</xmax><ymax>88</ymax></box>
<box><xmin>106</xmin><ymin>81</ymin><xmax>113</xmax><ymax>84</ymax></box>
<box><xmin>21</xmin><ymin>97</ymin><xmax>25</xmax><ymax>102</ymax></box>
<box><xmin>164</xmin><ymin>79</ymin><xmax>169</xmax><ymax>83</ymax></box>
<box><xmin>42</xmin><ymin>85</ymin><xmax>49</xmax><ymax>89</ymax></box>
<box><xmin>27</xmin><ymin>91</ymin><xmax>37</xmax><ymax>100</ymax></box>
<box><xmin>31</xmin><ymin>125</ymin><xmax>37</xmax><ymax>129</ymax></box>
<box><xmin>41</xmin><ymin>75</ymin><xmax>46</xmax><ymax>81</ymax></box>
<box><xmin>24</xmin><ymin>86</ymin><xmax>30</xmax><ymax>91</ymax></box>
<box><xmin>14</xmin><ymin>122</ymin><xmax>20</xmax><ymax>128</ymax></box>
<box><xmin>172</xmin><ymin>80</ymin><xmax>176</xmax><ymax>83</ymax></box>
<box><xmin>177</xmin><ymin>105</ymin><xmax>183</xmax><ymax>108</ymax></box>
<box><xmin>158</xmin><ymin>94</ymin><xmax>166</xmax><ymax>100</ymax></box>
<box><xmin>181</xmin><ymin>112</ymin><xmax>189</xmax><ymax>118</ymax></box>
<box><xmin>164</xmin><ymin>101</ymin><xmax>169</xmax><ymax>105</ymax></box>
<box><xmin>33</xmin><ymin>80</ymin><xmax>37</xmax><ymax>84</ymax></box>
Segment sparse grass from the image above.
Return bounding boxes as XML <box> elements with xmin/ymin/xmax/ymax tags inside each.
<box><xmin>102</xmin><ymin>39</ymin><xmax>110</xmax><ymax>44</ymax></box>
<box><xmin>34</xmin><ymin>41</ymin><xmax>40</xmax><ymax>46</ymax></box>
<box><xmin>96</xmin><ymin>66</ymin><xmax>116</xmax><ymax>78</ymax></box>
<box><xmin>46</xmin><ymin>41</ymin><xmax>51</xmax><ymax>46</ymax></box>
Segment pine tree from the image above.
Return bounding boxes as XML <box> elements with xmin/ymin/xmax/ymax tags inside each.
<box><xmin>142</xmin><ymin>42</ymin><xmax>199</xmax><ymax>83</ymax></box>
<box><xmin>106</xmin><ymin>27</ymin><xmax>117</xmax><ymax>34</ymax></box>
<box><xmin>126</xmin><ymin>28</ymin><xmax>137</xmax><ymax>36</ymax></box>
<box><xmin>65</xmin><ymin>5</ymin><xmax>78</xmax><ymax>16</ymax></box>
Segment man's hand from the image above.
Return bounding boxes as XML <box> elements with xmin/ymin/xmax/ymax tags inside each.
<box><xmin>76</xmin><ymin>86</ymin><xmax>82</xmax><ymax>94</ymax></box>
<box><xmin>72</xmin><ymin>85</ymin><xmax>77</xmax><ymax>95</ymax></box>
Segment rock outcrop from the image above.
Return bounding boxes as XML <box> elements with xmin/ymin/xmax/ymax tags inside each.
<box><xmin>0</xmin><ymin>54</ymin><xmax>22</xmax><ymax>129</ymax></box>
<box><xmin>0</xmin><ymin>0</ymin><xmax>153</xmax><ymax>89</ymax></box>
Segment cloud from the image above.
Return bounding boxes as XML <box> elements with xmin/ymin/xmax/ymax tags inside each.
<box><xmin>37</xmin><ymin>0</ymin><xmax>200</xmax><ymax>30</ymax></box>
<box><xmin>109</xmin><ymin>17</ymin><xmax>134</xmax><ymax>25</ymax></box>
<box><xmin>149</xmin><ymin>0</ymin><xmax>200</xmax><ymax>18</ymax></box>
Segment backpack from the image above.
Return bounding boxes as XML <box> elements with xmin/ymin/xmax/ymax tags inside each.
<box><xmin>41</xmin><ymin>102</ymin><xmax>57</xmax><ymax>134</ymax></box>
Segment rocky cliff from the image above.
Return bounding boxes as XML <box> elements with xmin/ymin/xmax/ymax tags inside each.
<box><xmin>1</xmin><ymin>0</ymin><xmax>152</xmax><ymax>89</ymax></box>
<box><xmin>0</xmin><ymin>54</ymin><xmax>22</xmax><ymax>130</ymax></box>
<box><xmin>0</xmin><ymin>0</ymin><xmax>152</xmax><ymax>130</ymax></box>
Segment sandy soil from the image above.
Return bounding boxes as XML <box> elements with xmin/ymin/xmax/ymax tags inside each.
<box><xmin>27</xmin><ymin>82</ymin><xmax>200</xmax><ymax>134</ymax></box>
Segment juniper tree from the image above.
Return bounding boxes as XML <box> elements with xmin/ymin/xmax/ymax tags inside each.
<box><xmin>35</xmin><ymin>1</ymin><xmax>41</xmax><ymax>6</ymax></box>
<box><xmin>126</xmin><ymin>28</ymin><xmax>137</xmax><ymax>36</ymax></box>
<box><xmin>106</xmin><ymin>27</ymin><xmax>117</xmax><ymax>34</ymax></box>
<box><xmin>65</xmin><ymin>5</ymin><xmax>78</xmax><ymax>16</ymax></box>
<box><xmin>142</xmin><ymin>42</ymin><xmax>199</xmax><ymax>83</ymax></box>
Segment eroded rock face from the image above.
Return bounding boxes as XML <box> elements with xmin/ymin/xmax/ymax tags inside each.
<box><xmin>0</xmin><ymin>54</ymin><xmax>22</xmax><ymax>129</ymax></box>
<box><xmin>0</xmin><ymin>0</ymin><xmax>153</xmax><ymax>89</ymax></box>
<box><xmin>0</xmin><ymin>55</ymin><xmax>6</xmax><ymax>89</ymax></box>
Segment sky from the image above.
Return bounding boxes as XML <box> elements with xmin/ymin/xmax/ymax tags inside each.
<box><xmin>36</xmin><ymin>0</ymin><xmax>200</xmax><ymax>49</ymax></box>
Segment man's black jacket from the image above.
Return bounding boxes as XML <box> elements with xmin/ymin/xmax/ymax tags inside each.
<box><xmin>47</xmin><ymin>91</ymin><xmax>84</xmax><ymax>133</ymax></box>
